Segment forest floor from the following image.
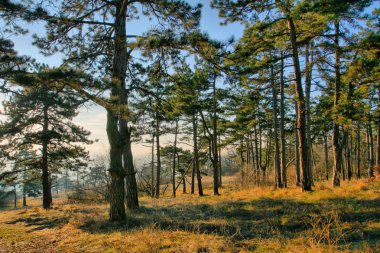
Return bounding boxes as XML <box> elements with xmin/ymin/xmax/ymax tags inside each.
<box><xmin>0</xmin><ymin>176</ymin><xmax>379</xmax><ymax>253</ymax></box>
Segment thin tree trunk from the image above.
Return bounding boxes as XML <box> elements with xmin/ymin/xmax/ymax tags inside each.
<box><xmin>294</xmin><ymin>101</ymin><xmax>301</xmax><ymax>186</ymax></box>
<box><xmin>254</xmin><ymin>124</ymin><xmax>260</xmax><ymax>185</ymax></box>
<box><xmin>324</xmin><ymin>133</ymin><xmax>329</xmax><ymax>180</ymax></box>
<box><xmin>155</xmin><ymin>119</ymin><xmax>161</xmax><ymax>198</ymax></box>
<box><xmin>13</xmin><ymin>185</ymin><xmax>17</xmax><ymax>208</ymax></box>
<box><xmin>377</xmin><ymin>88</ymin><xmax>380</xmax><ymax>169</ymax></box>
<box><xmin>279</xmin><ymin>51</ymin><xmax>287</xmax><ymax>187</ymax></box>
<box><xmin>212</xmin><ymin>73</ymin><xmax>219</xmax><ymax>195</ymax></box>
<box><xmin>193</xmin><ymin>113</ymin><xmax>203</xmax><ymax>196</ymax></box>
<box><xmin>345</xmin><ymin>131</ymin><xmax>352</xmax><ymax>180</ymax></box>
<box><xmin>271</xmin><ymin>63</ymin><xmax>282</xmax><ymax>189</ymax></box>
<box><xmin>367</xmin><ymin>112</ymin><xmax>374</xmax><ymax>177</ymax></box>
<box><xmin>172</xmin><ymin>120</ymin><xmax>178</xmax><ymax>197</ymax></box>
<box><xmin>218</xmin><ymin>135</ymin><xmax>222</xmax><ymax>187</ymax></box>
<box><xmin>151</xmin><ymin>134</ymin><xmax>155</xmax><ymax>197</ymax></box>
<box><xmin>356</xmin><ymin>122</ymin><xmax>361</xmax><ymax>179</ymax></box>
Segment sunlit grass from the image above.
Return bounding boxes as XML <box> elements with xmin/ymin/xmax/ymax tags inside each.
<box><xmin>0</xmin><ymin>177</ymin><xmax>379</xmax><ymax>252</ymax></box>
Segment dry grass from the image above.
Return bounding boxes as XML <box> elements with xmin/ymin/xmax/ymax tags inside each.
<box><xmin>0</xmin><ymin>178</ymin><xmax>379</xmax><ymax>253</ymax></box>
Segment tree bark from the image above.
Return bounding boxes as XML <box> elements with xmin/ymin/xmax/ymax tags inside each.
<box><xmin>151</xmin><ymin>133</ymin><xmax>155</xmax><ymax>197</ymax></box>
<box><xmin>332</xmin><ymin>20</ymin><xmax>344</xmax><ymax>188</ymax></box>
<box><xmin>287</xmin><ymin>16</ymin><xmax>312</xmax><ymax>190</ymax></box>
<box><xmin>356</xmin><ymin>122</ymin><xmax>361</xmax><ymax>179</ymax></box>
<box><xmin>279</xmin><ymin>51</ymin><xmax>287</xmax><ymax>188</ymax></box>
<box><xmin>172</xmin><ymin>120</ymin><xmax>178</xmax><ymax>197</ymax></box>
<box><xmin>193</xmin><ymin>113</ymin><xmax>203</xmax><ymax>196</ymax></box>
<box><xmin>367</xmin><ymin>112</ymin><xmax>374</xmax><ymax>177</ymax></box>
<box><xmin>212</xmin><ymin>73</ymin><xmax>219</xmax><ymax>195</ymax></box>
<box><xmin>42</xmin><ymin>101</ymin><xmax>52</xmax><ymax>209</ymax></box>
<box><xmin>271</xmin><ymin>63</ymin><xmax>282</xmax><ymax>189</ymax></box>
<box><xmin>324</xmin><ymin>133</ymin><xmax>329</xmax><ymax>180</ymax></box>
<box><xmin>155</xmin><ymin>119</ymin><xmax>161</xmax><ymax>198</ymax></box>
<box><xmin>107</xmin><ymin>110</ymin><xmax>125</xmax><ymax>221</ymax></box>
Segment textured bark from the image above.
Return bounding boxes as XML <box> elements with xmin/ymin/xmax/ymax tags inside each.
<box><xmin>107</xmin><ymin>110</ymin><xmax>125</xmax><ymax>221</ymax></box>
<box><xmin>287</xmin><ymin>17</ymin><xmax>312</xmax><ymax>191</ymax></box>
<box><xmin>345</xmin><ymin>132</ymin><xmax>352</xmax><ymax>180</ymax></box>
<box><xmin>294</xmin><ymin>101</ymin><xmax>301</xmax><ymax>186</ymax></box>
<box><xmin>193</xmin><ymin>113</ymin><xmax>203</xmax><ymax>196</ymax></box>
<box><xmin>123</xmin><ymin>129</ymin><xmax>139</xmax><ymax>209</ymax></box>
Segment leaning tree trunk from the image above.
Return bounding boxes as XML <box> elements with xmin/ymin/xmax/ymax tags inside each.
<box><xmin>287</xmin><ymin>16</ymin><xmax>312</xmax><ymax>191</ymax></box>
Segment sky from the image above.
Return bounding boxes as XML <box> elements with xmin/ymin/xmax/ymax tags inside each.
<box><xmin>3</xmin><ymin>1</ymin><xmax>245</xmax><ymax>164</ymax></box>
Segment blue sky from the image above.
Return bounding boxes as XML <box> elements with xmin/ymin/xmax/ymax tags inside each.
<box><xmin>4</xmin><ymin>2</ymin><xmax>244</xmax><ymax>161</ymax></box>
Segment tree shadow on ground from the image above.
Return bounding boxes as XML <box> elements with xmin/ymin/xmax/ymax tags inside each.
<box><xmin>77</xmin><ymin>196</ymin><xmax>380</xmax><ymax>245</ymax></box>
<box><xmin>6</xmin><ymin>213</ymin><xmax>69</xmax><ymax>232</ymax></box>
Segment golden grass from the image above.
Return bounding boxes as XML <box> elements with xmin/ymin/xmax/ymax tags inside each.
<box><xmin>0</xmin><ymin>177</ymin><xmax>379</xmax><ymax>252</ymax></box>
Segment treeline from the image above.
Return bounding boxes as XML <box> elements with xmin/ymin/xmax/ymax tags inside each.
<box><xmin>0</xmin><ymin>0</ymin><xmax>378</xmax><ymax>221</ymax></box>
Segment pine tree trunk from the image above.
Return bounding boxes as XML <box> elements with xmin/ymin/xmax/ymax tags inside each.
<box><xmin>254</xmin><ymin>124</ymin><xmax>260</xmax><ymax>185</ymax></box>
<box><xmin>356</xmin><ymin>122</ymin><xmax>361</xmax><ymax>179</ymax></box>
<box><xmin>193</xmin><ymin>113</ymin><xmax>203</xmax><ymax>196</ymax></box>
<box><xmin>305</xmin><ymin>42</ymin><xmax>314</xmax><ymax>185</ymax></box>
<box><xmin>367</xmin><ymin>112</ymin><xmax>374</xmax><ymax>177</ymax></box>
<box><xmin>324</xmin><ymin>133</ymin><xmax>329</xmax><ymax>180</ymax></box>
<box><xmin>332</xmin><ymin>20</ymin><xmax>343</xmax><ymax>188</ymax></box>
<box><xmin>107</xmin><ymin>110</ymin><xmax>125</xmax><ymax>221</ymax></box>
<box><xmin>345</xmin><ymin>131</ymin><xmax>352</xmax><ymax>180</ymax></box>
<box><xmin>218</xmin><ymin>135</ymin><xmax>222</xmax><ymax>187</ymax></box>
<box><xmin>42</xmin><ymin>102</ymin><xmax>52</xmax><ymax>209</ymax></box>
<box><xmin>123</xmin><ymin>128</ymin><xmax>139</xmax><ymax>209</ymax></box>
<box><xmin>151</xmin><ymin>134</ymin><xmax>155</xmax><ymax>197</ymax></box>
<box><xmin>172</xmin><ymin>120</ymin><xmax>178</xmax><ymax>197</ymax></box>
<box><xmin>271</xmin><ymin>63</ymin><xmax>282</xmax><ymax>189</ymax></box>
<box><xmin>155</xmin><ymin>119</ymin><xmax>161</xmax><ymax>198</ymax></box>
<box><xmin>279</xmin><ymin>52</ymin><xmax>287</xmax><ymax>187</ymax></box>
<box><xmin>376</xmin><ymin>88</ymin><xmax>380</xmax><ymax>170</ymax></box>
<box><xmin>212</xmin><ymin>74</ymin><xmax>219</xmax><ymax>195</ymax></box>
<box><xmin>294</xmin><ymin>102</ymin><xmax>301</xmax><ymax>186</ymax></box>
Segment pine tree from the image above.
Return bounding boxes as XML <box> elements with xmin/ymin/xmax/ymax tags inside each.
<box><xmin>0</xmin><ymin>68</ymin><xmax>92</xmax><ymax>209</ymax></box>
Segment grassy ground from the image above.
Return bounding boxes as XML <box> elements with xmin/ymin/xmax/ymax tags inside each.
<box><xmin>0</xmin><ymin>177</ymin><xmax>379</xmax><ymax>253</ymax></box>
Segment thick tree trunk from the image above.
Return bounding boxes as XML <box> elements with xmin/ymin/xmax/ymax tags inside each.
<box><xmin>279</xmin><ymin>52</ymin><xmax>287</xmax><ymax>188</ymax></box>
<box><xmin>287</xmin><ymin>17</ymin><xmax>312</xmax><ymax>191</ymax></box>
<box><xmin>193</xmin><ymin>113</ymin><xmax>203</xmax><ymax>196</ymax></box>
<box><xmin>172</xmin><ymin>120</ymin><xmax>178</xmax><ymax>197</ymax></box>
<box><xmin>107</xmin><ymin>110</ymin><xmax>125</xmax><ymax>221</ymax></box>
<box><xmin>42</xmin><ymin>102</ymin><xmax>52</xmax><ymax>209</ymax></box>
<box><xmin>271</xmin><ymin>64</ymin><xmax>282</xmax><ymax>189</ymax></box>
<box><xmin>123</xmin><ymin>128</ymin><xmax>139</xmax><ymax>209</ymax></box>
